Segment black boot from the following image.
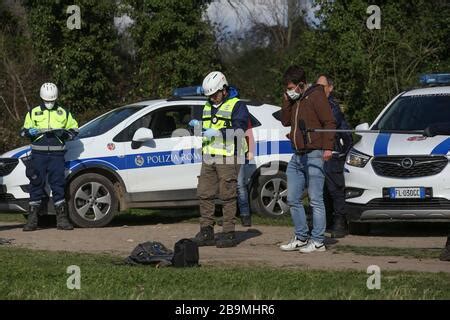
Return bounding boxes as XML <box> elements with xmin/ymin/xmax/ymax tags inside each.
<box><xmin>240</xmin><ymin>215</ymin><xmax>252</xmax><ymax>227</ymax></box>
<box><xmin>192</xmin><ymin>226</ymin><xmax>215</xmax><ymax>246</ymax></box>
<box><xmin>440</xmin><ymin>237</ymin><xmax>450</xmax><ymax>261</ymax></box>
<box><xmin>216</xmin><ymin>232</ymin><xmax>237</xmax><ymax>248</ymax></box>
<box><xmin>55</xmin><ymin>202</ymin><xmax>73</xmax><ymax>230</ymax></box>
<box><xmin>330</xmin><ymin>215</ymin><xmax>348</xmax><ymax>238</ymax></box>
<box><xmin>23</xmin><ymin>205</ymin><xmax>39</xmax><ymax>232</ymax></box>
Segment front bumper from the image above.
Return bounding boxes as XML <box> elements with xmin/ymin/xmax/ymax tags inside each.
<box><xmin>345</xmin><ymin>198</ymin><xmax>450</xmax><ymax>222</ymax></box>
<box><xmin>0</xmin><ymin>198</ymin><xmax>28</xmax><ymax>213</ymax></box>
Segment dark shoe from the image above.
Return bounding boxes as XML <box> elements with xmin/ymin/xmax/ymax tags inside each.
<box><xmin>240</xmin><ymin>215</ymin><xmax>252</xmax><ymax>227</ymax></box>
<box><xmin>216</xmin><ymin>232</ymin><xmax>237</xmax><ymax>248</ymax></box>
<box><xmin>23</xmin><ymin>205</ymin><xmax>39</xmax><ymax>232</ymax></box>
<box><xmin>440</xmin><ymin>245</ymin><xmax>450</xmax><ymax>261</ymax></box>
<box><xmin>55</xmin><ymin>202</ymin><xmax>74</xmax><ymax>230</ymax></box>
<box><xmin>330</xmin><ymin>215</ymin><xmax>348</xmax><ymax>238</ymax></box>
<box><xmin>192</xmin><ymin>226</ymin><xmax>215</xmax><ymax>246</ymax></box>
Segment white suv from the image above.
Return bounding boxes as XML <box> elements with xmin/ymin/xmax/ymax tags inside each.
<box><xmin>344</xmin><ymin>74</ymin><xmax>450</xmax><ymax>232</ymax></box>
<box><xmin>0</xmin><ymin>92</ymin><xmax>293</xmax><ymax>227</ymax></box>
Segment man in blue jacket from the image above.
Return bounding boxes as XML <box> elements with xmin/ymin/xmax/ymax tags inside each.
<box><xmin>317</xmin><ymin>75</ymin><xmax>353</xmax><ymax>238</ymax></box>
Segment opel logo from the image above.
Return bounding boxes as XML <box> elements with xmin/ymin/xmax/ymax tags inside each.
<box><xmin>401</xmin><ymin>158</ymin><xmax>414</xmax><ymax>169</ymax></box>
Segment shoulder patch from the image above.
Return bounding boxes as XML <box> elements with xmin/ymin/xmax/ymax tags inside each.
<box><xmin>35</xmin><ymin>111</ymin><xmax>43</xmax><ymax>116</ymax></box>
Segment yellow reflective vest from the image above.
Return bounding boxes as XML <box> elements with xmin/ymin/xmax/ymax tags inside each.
<box><xmin>202</xmin><ymin>97</ymin><xmax>248</xmax><ymax>157</ymax></box>
<box><xmin>22</xmin><ymin>105</ymin><xmax>79</xmax><ymax>151</ymax></box>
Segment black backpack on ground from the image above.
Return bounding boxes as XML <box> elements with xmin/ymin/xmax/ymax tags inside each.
<box><xmin>171</xmin><ymin>239</ymin><xmax>199</xmax><ymax>268</ymax></box>
<box><xmin>125</xmin><ymin>241</ymin><xmax>173</xmax><ymax>267</ymax></box>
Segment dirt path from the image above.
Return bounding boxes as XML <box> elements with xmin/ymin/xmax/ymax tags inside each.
<box><xmin>0</xmin><ymin>222</ymin><xmax>449</xmax><ymax>273</ymax></box>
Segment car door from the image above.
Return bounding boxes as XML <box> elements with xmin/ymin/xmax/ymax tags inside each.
<box><xmin>118</xmin><ymin>104</ymin><xmax>203</xmax><ymax>201</ymax></box>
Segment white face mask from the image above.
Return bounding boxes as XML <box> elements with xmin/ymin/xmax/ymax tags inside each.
<box><xmin>44</xmin><ymin>101</ymin><xmax>55</xmax><ymax>109</ymax></box>
<box><xmin>286</xmin><ymin>89</ymin><xmax>301</xmax><ymax>101</ymax></box>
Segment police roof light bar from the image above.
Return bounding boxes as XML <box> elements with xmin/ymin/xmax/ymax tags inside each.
<box><xmin>419</xmin><ymin>73</ymin><xmax>450</xmax><ymax>86</ymax></box>
<box><xmin>172</xmin><ymin>86</ymin><xmax>204</xmax><ymax>97</ymax></box>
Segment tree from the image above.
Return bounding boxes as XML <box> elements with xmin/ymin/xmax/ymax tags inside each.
<box><xmin>24</xmin><ymin>0</ymin><xmax>121</xmax><ymax>113</ymax></box>
<box><xmin>290</xmin><ymin>0</ymin><xmax>450</xmax><ymax>124</ymax></box>
<box><xmin>125</xmin><ymin>0</ymin><xmax>220</xmax><ymax>99</ymax></box>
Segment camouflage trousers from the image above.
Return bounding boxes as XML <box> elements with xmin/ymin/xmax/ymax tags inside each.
<box><xmin>197</xmin><ymin>157</ymin><xmax>240</xmax><ymax>233</ymax></box>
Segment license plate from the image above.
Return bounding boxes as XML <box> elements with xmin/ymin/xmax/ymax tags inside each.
<box><xmin>389</xmin><ymin>187</ymin><xmax>425</xmax><ymax>199</ymax></box>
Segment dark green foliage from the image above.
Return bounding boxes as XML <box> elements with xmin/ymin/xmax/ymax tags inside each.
<box><xmin>24</xmin><ymin>0</ymin><xmax>120</xmax><ymax>112</ymax></box>
<box><xmin>125</xmin><ymin>0</ymin><xmax>219</xmax><ymax>99</ymax></box>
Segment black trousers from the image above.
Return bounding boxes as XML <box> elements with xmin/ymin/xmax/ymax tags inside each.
<box><xmin>324</xmin><ymin>158</ymin><xmax>346</xmax><ymax>220</ymax></box>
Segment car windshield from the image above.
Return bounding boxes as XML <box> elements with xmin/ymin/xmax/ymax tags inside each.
<box><xmin>374</xmin><ymin>94</ymin><xmax>450</xmax><ymax>131</ymax></box>
<box><xmin>78</xmin><ymin>106</ymin><xmax>145</xmax><ymax>139</ymax></box>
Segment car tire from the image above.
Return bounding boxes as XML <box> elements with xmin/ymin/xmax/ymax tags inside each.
<box><xmin>250</xmin><ymin>171</ymin><xmax>290</xmax><ymax>218</ymax></box>
<box><xmin>348</xmin><ymin>222</ymin><xmax>371</xmax><ymax>235</ymax></box>
<box><xmin>68</xmin><ymin>173</ymin><xmax>118</xmax><ymax>228</ymax></box>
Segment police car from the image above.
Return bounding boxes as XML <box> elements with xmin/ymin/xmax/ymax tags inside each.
<box><xmin>0</xmin><ymin>87</ymin><xmax>293</xmax><ymax>227</ymax></box>
<box><xmin>344</xmin><ymin>73</ymin><xmax>450</xmax><ymax>232</ymax></box>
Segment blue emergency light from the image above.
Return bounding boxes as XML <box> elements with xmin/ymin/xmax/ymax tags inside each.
<box><xmin>419</xmin><ymin>73</ymin><xmax>450</xmax><ymax>86</ymax></box>
<box><xmin>172</xmin><ymin>85</ymin><xmax>204</xmax><ymax>97</ymax></box>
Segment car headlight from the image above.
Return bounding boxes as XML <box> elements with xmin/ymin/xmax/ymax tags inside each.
<box><xmin>346</xmin><ymin>149</ymin><xmax>372</xmax><ymax>168</ymax></box>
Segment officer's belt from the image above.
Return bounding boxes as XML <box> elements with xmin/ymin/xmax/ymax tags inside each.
<box><xmin>31</xmin><ymin>145</ymin><xmax>66</xmax><ymax>151</ymax></box>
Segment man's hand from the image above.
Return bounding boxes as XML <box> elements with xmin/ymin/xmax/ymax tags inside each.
<box><xmin>189</xmin><ymin>119</ymin><xmax>200</xmax><ymax>127</ymax></box>
<box><xmin>323</xmin><ymin>150</ymin><xmax>333</xmax><ymax>161</ymax></box>
<box><xmin>203</xmin><ymin>128</ymin><xmax>220</xmax><ymax>138</ymax></box>
<box><xmin>28</xmin><ymin>128</ymin><xmax>39</xmax><ymax>137</ymax></box>
<box><xmin>246</xmin><ymin>151</ymin><xmax>254</xmax><ymax>161</ymax></box>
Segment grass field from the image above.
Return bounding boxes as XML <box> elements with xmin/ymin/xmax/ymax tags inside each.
<box><xmin>0</xmin><ymin>246</ymin><xmax>449</xmax><ymax>300</ymax></box>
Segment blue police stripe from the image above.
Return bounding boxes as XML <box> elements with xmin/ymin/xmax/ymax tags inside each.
<box><xmin>66</xmin><ymin>140</ymin><xmax>294</xmax><ymax>173</ymax></box>
<box><xmin>373</xmin><ymin>133</ymin><xmax>391</xmax><ymax>156</ymax></box>
<box><xmin>431</xmin><ymin>138</ymin><xmax>450</xmax><ymax>155</ymax></box>
<box><xmin>12</xmin><ymin>148</ymin><xmax>31</xmax><ymax>158</ymax></box>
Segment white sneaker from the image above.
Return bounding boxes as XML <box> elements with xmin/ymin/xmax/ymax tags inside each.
<box><xmin>280</xmin><ymin>236</ymin><xmax>308</xmax><ymax>251</ymax></box>
<box><xmin>299</xmin><ymin>240</ymin><xmax>326</xmax><ymax>253</ymax></box>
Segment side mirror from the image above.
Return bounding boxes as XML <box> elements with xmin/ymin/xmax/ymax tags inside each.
<box><xmin>355</xmin><ymin>123</ymin><xmax>370</xmax><ymax>131</ymax></box>
<box><xmin>132</xmin><ymin>128</ymin><xmax>154</xmax><ymax>149</ymax></box>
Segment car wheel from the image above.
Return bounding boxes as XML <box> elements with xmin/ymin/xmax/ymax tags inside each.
<box><xmin>68</xmin><ymin>173</ymin><xmax>118</xmax><ymax>228</ymax></box>
<box><xmin>250</xmin><ymin>171</ymin><xmax>290</xmax><ymax>218</ymax></box>
<box><xmin>348</xmin><ymin>222</ymin><xmax>371</xmax><ymax>235</ymax></box>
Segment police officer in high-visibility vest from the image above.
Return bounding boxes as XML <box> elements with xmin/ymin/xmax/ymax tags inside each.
<box><xmin>20</xmin><ymin>83</ymin><xmax>79</xmax><ymax>231</ymax></box>
<box><xmin>189</xmin><ymin>71</ymin><xmax>249</xmax><ymax>248</ymax></box>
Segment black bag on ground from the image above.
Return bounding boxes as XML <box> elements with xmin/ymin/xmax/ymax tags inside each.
<box><xmin>172</xmin><ymin>239</ymin><xmax>199</xmax><ymax>268</ymax></box>
<box><xmin>125</xmin><ymin>241</ymin><xmax>173</xmax><ymax>266</ymax></box>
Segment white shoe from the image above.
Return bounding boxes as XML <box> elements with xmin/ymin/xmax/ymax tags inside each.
<box><xmin>299</xmin><ymin>240</ymin><xmax>326</xmax><ymax>253</ymax></box>
<box><xmin>280</xmin><ymin>236</ymin><xmax>308</xmax><ymax>251</ymax></box>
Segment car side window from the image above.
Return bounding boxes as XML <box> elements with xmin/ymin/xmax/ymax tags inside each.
<box><xmin>113</xmin><ymin>112</ymin><xmax>152</xmax><ymax>142</ymax></box>
<box><xmin>149</xmin><ymin>106</ymin><xmax>194</xmax><ymax>139</ymax></box>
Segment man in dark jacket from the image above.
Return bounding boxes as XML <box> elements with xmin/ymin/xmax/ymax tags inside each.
<box><xmin>317</xmin><ymin>75</ymin><xmax>353</xmax><ymax>238</ymax></box>
<box><xmin>279</xmin><ymin>66</ymin><xmax>336</xmax><ymax>253</ymax></box>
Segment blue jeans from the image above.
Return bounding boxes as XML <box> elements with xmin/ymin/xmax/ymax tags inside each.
<box><xmin>237</xmin><ymin>163</ymin><xmax>257</xmax><ymax>216</ymax></box>
<box><xmin>286</xmin><ymin>150</ymin><xmax>326</xmax><ymax>243</ymax></box>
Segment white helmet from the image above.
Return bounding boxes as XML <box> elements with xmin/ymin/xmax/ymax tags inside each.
<box><xmin>202</xmin><ymin>71</ymin><xmax>228</xmax><ymax>96</ymax></box>
<box><xmin>40</xmin><ymin>83</ymin><xmax>58</xmax><ymax>102</ymax></box>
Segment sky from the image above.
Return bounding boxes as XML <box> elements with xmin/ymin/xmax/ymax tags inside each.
<box><xmin>114</xmin><ymin>0</ymin><xmax>318</xmax><ymax>36</ymax></box>
<box><xmin>206</xmin><ymin>0</ymin><xmax>318</xmax><ymax>34</ymax></box>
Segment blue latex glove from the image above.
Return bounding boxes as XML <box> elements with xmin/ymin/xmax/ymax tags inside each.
<box><xmin>188</xmin><ymin>119</ymin><xmax>200</xmax><ymax>127</ymax></box>
<box><xmin>203</xmin><ymin>128</ymin><xmax>220</xmax><ymax>138</ymax></box>
<box><xmin>28</xmin><ymin>128</ymin><xmax>39</xmax><ymax>137</ymax></box>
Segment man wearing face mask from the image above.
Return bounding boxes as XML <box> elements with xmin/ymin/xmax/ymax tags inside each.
<box><xmin>20</xmin><ymin>83</ymin><xmax>79</xmax><ymax>231</ymax></box>
<box><xmin>279</xmin><ymin>66</ymin><xmax>336</xmax><ymax>253</ymax></box>
<box><xmin>189</xmin><ymin>71</ymin><xmax>249</xmax><ymax>248</ymax></box>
